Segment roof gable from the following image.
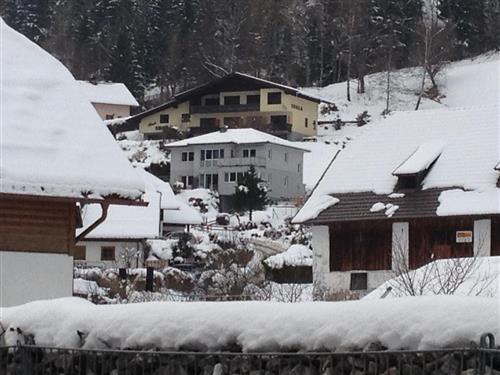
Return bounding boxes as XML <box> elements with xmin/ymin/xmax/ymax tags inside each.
<box><xmin>0</xmin><ymin>19</ymin><xmax>144</xmax><ymax>201</ymax></box>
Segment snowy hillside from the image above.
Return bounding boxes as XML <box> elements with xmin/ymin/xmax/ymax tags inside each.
<box><xmin>303</xmin><ymin>52</ymin><xmax>499</xmax><ymax>123</ymax></box>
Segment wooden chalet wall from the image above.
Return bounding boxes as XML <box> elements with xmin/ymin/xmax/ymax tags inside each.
<box><xmin>0</xmin><ymin>196</ymin><xmax>76</xmax><ymax>254</ymax></box>
<box><xmin>409</xmin><ymin>217</ymin><xmax>473</xmax><ymax>269</ymax></box>
<box><xmin>329</xmin><ymin>221</ymin><xmax>392</xmax><ymax>272</ymax></box>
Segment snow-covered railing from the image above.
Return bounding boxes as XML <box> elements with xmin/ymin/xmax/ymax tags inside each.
<box><xmin>1</xmin><ymin>336</ymin><xmax>498</xmax><ymax>374</ymax></box>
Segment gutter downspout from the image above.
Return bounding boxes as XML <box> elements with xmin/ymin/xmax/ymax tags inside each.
<box><xmin>75</xmin><ymin>202</ymin><xmax>110</xmax><ymax>243</ymax></box>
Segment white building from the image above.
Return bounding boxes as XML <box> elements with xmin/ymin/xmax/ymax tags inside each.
<box><xmin>0</xmin><ymin>18</ymin><xmax>144</xmax><ymax>307</ymax></box>
<box><xmin>77</xmin><ymin>80</ymin><xmax>139</xmax><ymax>120</ymax></box>
<box><xmin>293</xmin><ymin>106</ymin><xmax>500</xmax><ymax>296</ymax></box>
<box><xmin>77</xmin><ymin>170</ymin><xmax>202</xmax><ymax>267</ymax></box>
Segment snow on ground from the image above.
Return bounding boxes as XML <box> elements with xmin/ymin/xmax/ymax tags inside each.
<box><xmin>264</xmin><ymin>244</ymin><xmax>312</xmax><ymax>269</ymax></box>
<box><xmin>73</xmin><ymin>278</ymin><xmax>106</xmax><ymax>296</ymax></box>
<box><xmin>302</xmin><ymin>51</ymin><xmax>499</xmax><ymax>124</ymax></box>
<box><xmin>365</xmin><ymin>257</ymin><xmax>500</xmax><ymax>299</ymax></box>
<box><xmin>118</xmin><ymin>138</ymin><xmax>169</xmax><ymax>169</ymax></box>
<box><xmin>1</xmin><ymin>296</ymin><xmax>497</xmax><ymax>351</ymax></box>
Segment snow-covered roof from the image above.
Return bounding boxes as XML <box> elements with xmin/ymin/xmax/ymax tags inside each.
<box><xmin>294</xmin><ymin>106</ymin><xmax>500</xmax><ymax>223</ymax></box>
<box><xmin>77</xmin><ymin>81</ymin><xmax>139</xmax><ymax>107</ymax></box>
<box><xmin>0</xmin><ymin>19</ymin><xmax>144</xmax><ymax>201</ymax></box>
<box><xmin>165</xmin><ymin>128</ymin><xmax>310</xmax><ymax>152</ymax></box>
<box><xmin>79</xmin><ymin>170</ymin><xmax>202</xmax><ymax>239</ymax></box>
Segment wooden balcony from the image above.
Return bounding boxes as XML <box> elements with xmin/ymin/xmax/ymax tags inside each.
<box><xmin>190</xmin><ymin>103</ymin><xmax>260</xmax><ymax>114</ymax></box>
<box><xmin>218</xmin><ymin>156</ymin><xmax>267</xmax><ymax>168</ymax></box>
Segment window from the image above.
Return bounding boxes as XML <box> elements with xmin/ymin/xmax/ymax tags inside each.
<box><xmin>182</xmin><ymin>152</ymin><xmax>194</xmax><ymax>162</ymax></box>
<box><xmin>225</xmin><ymin>172</ymin><xmax>237</xmax><ymax>182</ymax></box>
<box><xmin>350</xmin><ymin>273</ymin><xmax>368</xmax><ymax>290</ymax></box>
<box><xmin>313</xmin><ymin>120</ymin><xmax>317</xmax><ymax>130</ymax></box>
<box><xmin>305</xmin><ymin>118</ymin><xmax>309</xmax><ymax>128</ymax></box>
<box><xmin>213</xmin><ymin>149</ymin><xmax>219</xmax><ymax>159</ymax></box>
<box><xmin>270</xmin><ymin>115</ymin><xmax>287</xmax><ymax>124</ymax></box>
<box><xmin>284</xmin><ymin>152</ymin><xmax>288</xmax><ymax>163</ymax></box>
<box><xmin>247</xmin><ymin>94</ymin><xmax>260</xmax><ymax>105</ymax></box>
<box><xmin>101</xmin><ymin>246</ymin><xmax>115</xmax><ymax>261</ymax></box>
<box><xmin>297</xmin><ymin>163</ymin><xmax>301</xmax><ymax>172</ymax></box>
<box><xmin>224</xmin><ymin>95</ymin><xmax>240</xmax><ymax>105</ymax></box>
<box><xmin>182</xmin><ymin>176</ymin><xmax>194</xmax><ymax>188</ymax></box>
<box><xmin>220</xmin><ymin>149</ymin><xmax>225</xmax><ymax>159</ymax></box>
<box><xmin>201</xmin><ymin>150</ymin><xmax>205</xmax><ymax>161</ymax></box>
<box><xmin>181</xmin><ymin>113</ymin><xmax>190</xmax><ymax>122</ymax></box>
<box><xmin>205</xmin><ymin>97</ymin><xmax>220</xmax><ymax>106</ymax></box>
<box><xmin>205</xmin><ymin>174</ymin><xmax>218</xmax><ymax>189</ymax></box>
<box><xmin>160</xmin><ymin>114</ymin><xmax>169</xmax><ymax>124</ymax></box>
<box><xmin>243</xmin><ymin>149</ymin><xmax>256</xmax><ymax>158</ymax></box>
<box><xmin>206</xmin><ymin>150</ymin><xmax>213</xmax><ymax>160</ymax></box>
<box><xmin>105</xmin><ymin>114</ymin><xmax>114</xmax><ymax>120</ymax></box>
<box><xmin>267</xmin><ymin>92</ymin><xmax>282</xmax><ymax>105</ymax></box>
<box><xmin>231</xmin><ymin>149</ymin><xmax>236</xmax><ymax>158</ymax></box>
<box><xmin>74</xmin><ymin>245</ymin><xmax>86</xmax><ymax>260</ymax></box>
<box><xmin>284</xmin><ymin>176</ymin><xmax>288</xmax><ymax>186</ymax></box>
<box><xmin>237</xmin><ymin>172</ymin><xmax>244</xmax><ymax>181</ymax></box>
<box><xmin>268</xmin><ymin>149</ymin><xmax>272</xmax><ymax>159</ymax></box>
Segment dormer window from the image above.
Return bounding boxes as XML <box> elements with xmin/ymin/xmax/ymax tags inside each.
<box><xmin>393</xmin><ymin>140</ymin><xmax>446</xmax><ymax>191</ymax></box>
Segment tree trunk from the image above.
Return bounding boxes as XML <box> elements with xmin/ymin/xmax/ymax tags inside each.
<box><xmin>346</xmin><ymin>37</ymin><xmax>352</xmax><ymax>102</ymax></box>
<box><xmin>357</xmin><ymin>75</ymin><xmax>365</xmax><ymax>94</ymax></box>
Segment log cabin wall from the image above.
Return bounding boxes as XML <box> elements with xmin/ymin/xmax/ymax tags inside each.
<box><xmin>329</xmin><ymin>221</ymin><xmax>392</xmax><ymax>272</ymax></box>
<box><xmin>408</xmin><ymin>217</ymin><xmax>474</xmax><ymax>269</ymax></box>
<box><xmin>0</xmin><ymin>196</ymin><xmax>76</xmax><ymax>254</ymax></box>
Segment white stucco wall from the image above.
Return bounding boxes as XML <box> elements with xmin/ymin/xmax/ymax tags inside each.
<box><xmin>0</xmin><ymin>251</ymin><xmax>73</xmax><ymax>307</ymax></box>
<box><xmin>474</xmin><ymin>219</ymin><xmax>491</xmax><ymax>256</ymax></box>
<box><xmin>78</xmin><ymin>241</ymin><xmax>144</xmax><ymax>268</ymax></box>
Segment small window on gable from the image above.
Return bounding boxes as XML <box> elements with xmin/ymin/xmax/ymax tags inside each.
<box><xmin>393</xmin><ymin>140</ymin><xmax>445</xmax><ymax>191</ymax></box>
<box><xmin>160</xmin><ymin>114</ymin><xmax>169</xmax><ymax>124</ymax></box>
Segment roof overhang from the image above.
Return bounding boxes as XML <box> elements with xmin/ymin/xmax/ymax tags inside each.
<box><xmin>0</xmin><ymin>192</ymin><xmax>147</xmax><ymax>207</ymax></box>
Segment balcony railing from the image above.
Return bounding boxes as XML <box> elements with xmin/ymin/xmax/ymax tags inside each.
<box><xmin>218</xmin><ymin>156</ymin><xmax>267</xmax><ymax>167</ymax></box>
<box><xmin>190</xmin><ymin>103</ymin><xmax>260</xmax><ymax>114</ymax></box>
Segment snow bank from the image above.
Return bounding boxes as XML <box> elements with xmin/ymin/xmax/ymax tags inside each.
<box><xmin>365</xmin><ymin>257</ymin><xmax>500</xmax><ymax>299</ymax></box>
<box><xmin>264</xmin><ymin>244</ymin><xmax>313</xmax><ymax>269</ymax></box>
<box><xmin>0</xmin><ymin>19</ymin><xmax>143</xmax><ymax>200</ymax></box>
<box><xmin>0</xmin><ymin>296</ymin><xmax>498</xmax><ymax>351</ymax></box>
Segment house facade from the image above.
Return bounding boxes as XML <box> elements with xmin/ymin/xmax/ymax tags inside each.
<box><xmin>132</xmin><ymin>73</ymin><xmax>329</xmax><ymax>141</ymax></box>
<box><xmin>166</xmin><ymin>128</ymin><xmax>309</xmax><ymax>210</ymax></box>
<box><xmin>293</xmin><ymin>106</ymin><xmax>500</xmax><ymax>295</ymax></box>
<box><xmin>77</xmin><ymin>170</ymin><xmax>202</xmax><ymax>268</ymax></box>
<box><xmin>77</xmin><ymin>81</ymin><xmax>139</xmax><ymax>120</ymax></box>
<box><xmin>0</xmin><ymin>19</ymin><xmax>144</xmax><ymax>307</ymax></box>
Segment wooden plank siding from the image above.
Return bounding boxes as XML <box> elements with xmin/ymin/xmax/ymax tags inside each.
<box><xmin>409</xmin><ymin>217</ymin><xmax>474</xmax><ymax>269</ymax></box>
<box><xmin>0</xmin><ymin>197</ymin><xmax>76</xmax><ymax>254</ymax></box>
<box><xmin>329</xmin><ymin>221</ymin><xmax>392</xmax><ymax>271</ymax></box>
<box><xmin>491</xmin><ymin>218</ymin><xmax>500</xmax><ymax>256</ymax></box>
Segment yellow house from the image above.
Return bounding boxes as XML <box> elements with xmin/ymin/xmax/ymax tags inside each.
<box><xmin>133</xmin><ymin>73</ymin><xmax>331</xmax><ymax>140</ymax></box>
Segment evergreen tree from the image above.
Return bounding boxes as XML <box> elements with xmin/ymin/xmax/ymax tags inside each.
<box><xmin>439</xmin><ymin>0</ymin><xmax>492</xmax><ymax>56</ymax></box>
<box><xmin>233</xmin><ymin>166</ymin><xmax>268</xmax><ymax>222</ymax></box>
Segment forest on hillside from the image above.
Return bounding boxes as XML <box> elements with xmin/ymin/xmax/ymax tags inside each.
<box><xmin>1</xmin><ymin>0</ymin><xmax>498</xmax><ymax>107</ymax></box>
